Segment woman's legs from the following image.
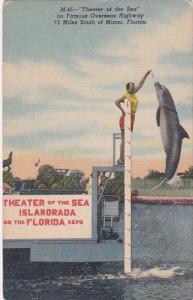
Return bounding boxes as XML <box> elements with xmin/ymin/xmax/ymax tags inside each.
<box><xmin>131</xmin><ymin>112</ymin><xmax>135</xmax><ymax>132</ymax></box>
<box><xmin>119</xmin><ymin>129</ymin><xmax>125</xmax><ymax>163</ymax></box>
<box><xmin>117</xmin><ymin>113</ymin><xmax>135</xmax><ymax>164</ymax></box>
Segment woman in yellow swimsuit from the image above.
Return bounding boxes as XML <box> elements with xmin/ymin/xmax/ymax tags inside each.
<box><xmin>115</xmin><ymin>70</ymin><xmax>152</xmax><ymax>165</ymax></box>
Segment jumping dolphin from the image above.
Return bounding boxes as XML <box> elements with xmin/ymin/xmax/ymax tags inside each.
<box><xmin>153</xmin><ymin>82</ymin><xmax>189</xmax><ymax>189</ymax></box>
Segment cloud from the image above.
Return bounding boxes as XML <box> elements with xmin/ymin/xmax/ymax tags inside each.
<box><xmin>3</xmin><ymin>103</ymin><xmax>118</xmax><ymax>137</ymax></box>
<box><xmin>3</xmin><ymin>7</ymin><xmax>192</xmax><ymax>167</ymax></box>
<box><xmin>3</xmin><ymin>105</ymin><xmax>119</xmax><ymax>161</ymax></box>
<box><xmin>3</xmin><ymin>60</ymin><xmax>98</xmax><ymax>101</ymax></box>
<box><xmin>4</xmin><ymin>8</ymin><xmax>192</xmax><ymax>108</ymax></box>
<box><xmin>66</xmin><ymin>10</ymin><xmax>193</xmax><ymax>107</ymax></box>
<box><xmin>85</xmin><ymin>10</ymin><xmax>193</xmax><ymax>93</ymax></box>
<box><xmin>98</xmin><ymin>10</ymin><xmax>192</xmax><ymax>63</ymax></box>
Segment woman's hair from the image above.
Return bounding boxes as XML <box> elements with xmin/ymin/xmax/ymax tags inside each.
<box><xmin>126</xmin><ymin>82</ymin><xmax>135</xmax><ymax>90</ymax></box>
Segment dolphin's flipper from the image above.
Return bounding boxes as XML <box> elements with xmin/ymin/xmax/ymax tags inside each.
<box><xmin>179</xmin><ymin>125</ymin><xmax>189</xmax><ymax>139</ymax></box>
<box><xmin>156</xmin><ymin>106</ymin><xmax>160</xmax><ymax>127</ymax></box>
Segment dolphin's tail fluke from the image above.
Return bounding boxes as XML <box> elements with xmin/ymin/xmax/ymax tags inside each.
<box><xmin>152</xmin><ymin>177</ymin><xmax>169</xmax><ymax>190</ymax></box>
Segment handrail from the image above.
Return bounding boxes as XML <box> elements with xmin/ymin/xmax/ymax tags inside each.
<box><xmin>97</xmin><ymin>171</ymin><xmax>112</xmax><ymax>205</ymax></box>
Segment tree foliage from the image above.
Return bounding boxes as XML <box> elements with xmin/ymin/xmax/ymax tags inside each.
<box><xmin>3</xmin><ymin>170</ymin><xmax>14</xmax><ymax>187</ymax></box>
<box><xmin>34</xmin><ymin>164</ymin><xmax>83</xmax><ymax>190</ymax></box>
<box><xmin>37</xmin><ymin>165</ymin><xmax>58</xmax><ymax>188</ymax></box>
<box><xmin>145</xmin><ymin>169</ymin><xmax>163</xmax><ymax>179</ymax></box>
<box><xmin>104</xmin><ymin>172</ymin><xmax>124</xmax><ymax>199</ymax></box>
<box><xmin>184</xmin><ymin>166</ymin><xmax>193</xmax><ymax>178</ymax></box>
<box><xmin>68</xmin><ymin>169</ymin><xmax>85</xmax><ymax>180</ymax></box>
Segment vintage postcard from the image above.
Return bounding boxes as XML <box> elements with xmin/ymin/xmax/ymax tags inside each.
<box><xmin>2</xmin><ymin>0</ymin><xmax>193</xmax><ymax>299</ymax></box>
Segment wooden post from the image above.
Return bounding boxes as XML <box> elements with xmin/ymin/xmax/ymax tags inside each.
<box><xmin>124</xmin><ymin>98</ymin><xmax>132</xmax><ymax>273</ymax></box>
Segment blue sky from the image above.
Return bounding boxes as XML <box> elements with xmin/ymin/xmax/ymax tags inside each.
<box><xmin>3</xmin><ymin>0</ymin><xmax>193</xmax><ymax>177</ymax></box>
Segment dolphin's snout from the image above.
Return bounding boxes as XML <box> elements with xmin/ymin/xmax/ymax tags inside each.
<box><xmin>154</xmin><ymin>81</ymin><xmax>161</xmax><ymax>88</ymax></box>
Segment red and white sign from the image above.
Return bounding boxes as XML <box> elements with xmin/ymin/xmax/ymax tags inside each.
<box><xmin>3</xmin><ymin>195</ymin><xmax>92</xmax><ymax>239</ymax></box>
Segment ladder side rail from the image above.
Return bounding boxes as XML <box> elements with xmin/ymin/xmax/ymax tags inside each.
<box><xmin>97</xmin><ymin>171</ymin><xmax>112</xmax><ymax>205</ymax></box>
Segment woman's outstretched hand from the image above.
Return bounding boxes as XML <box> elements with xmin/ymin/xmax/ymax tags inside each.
<box><xmin>146</xmin><ymin>69</ymin><xmax>152</xmax><ymax>76</ymax></box>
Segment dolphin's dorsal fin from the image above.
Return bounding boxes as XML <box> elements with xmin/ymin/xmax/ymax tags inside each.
<box><xmin>156</xmin><ymin>106</ymin><xmax>160</xmax><ymax>127</ymax></box>
<box><xmin>179</xmin><ymin>125</ymin><xmax>189</xmax><ymax>139</ymax></box>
